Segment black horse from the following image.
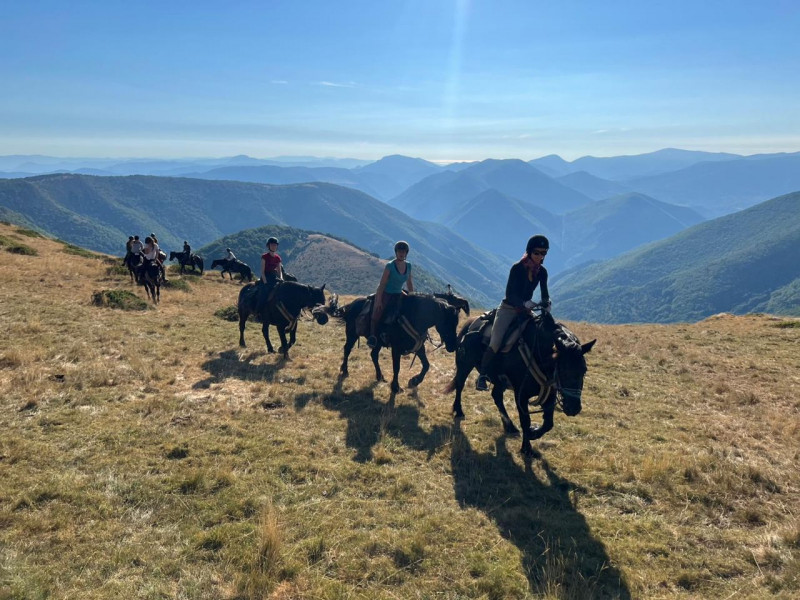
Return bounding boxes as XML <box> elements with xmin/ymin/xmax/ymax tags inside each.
<box><xmin>237</xmin><ymin>280</ymin><xmax>327</xmax><ymax>358</ymax></box>
<box><xmin>211</xmin><ymin>258</ymin><xmax>253</xmax><ymax>282</ymax></box>
<box><xmin>446</xmin><ymin>308</ymin><xmax>596</xmax><ymax>455</ymax></box>
<box><xmin>136</xmin><ymin>257</ymin><xmax>162</xmax><ymax>304</ymax></box>
<box><xmin>169</xmin><ymin>251</ymin><xmax>204</xmax><ymax>274</ymax></box>
<box><xmin>329</xmin><ymin>294</ymin><xmax>460</xmax><ymax>393</ymax></box>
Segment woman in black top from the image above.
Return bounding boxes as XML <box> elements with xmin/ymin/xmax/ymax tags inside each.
<box><xmin>475</xmin><ymin>234</ymin><xmax>551</xmax><ymax>391</ymax></box>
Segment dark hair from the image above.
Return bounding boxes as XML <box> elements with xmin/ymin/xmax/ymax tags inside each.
<box><xmin>394</xmin><ymin>240</ymin><xmax>410</xmax><ymax>253</ymax></box>
<box><xmin>134</xmin><ymin>235</ymin><xmax>139</xmax><ymax>240</ymax></box>
<box><xmin>267</xmin><ymin>237</ymin><xmax>279</xmax><ymax>246</ymax></box>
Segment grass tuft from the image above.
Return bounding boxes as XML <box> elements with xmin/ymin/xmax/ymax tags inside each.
<box><xmin>91</xmin><ymin>289</ymin><xmax>150</xmax><ymax>311</ymax></box>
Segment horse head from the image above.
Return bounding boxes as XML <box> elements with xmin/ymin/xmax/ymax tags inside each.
<box><xmin>169</xmin><ymin>251</ymin><xmax>178</xmax><ymax>261</ymax></box>
<box><xmin>550</xmin><ymin>322</ymin><xmax>596</xmax><ymax>417</ymax></box>
<box><xmin>435</xmin><ymin>290</ymin><xmax>470</xmax><ymax>316</ymax></box>
<box><xmin>434</xmin><ymin>300</ymin><xmax>460</xmax><ymax>352</ymax></box>
<box><xmin>308</xmin><ymin>283</ymin><xmax>326</xmax><ymax>308</ymax></box>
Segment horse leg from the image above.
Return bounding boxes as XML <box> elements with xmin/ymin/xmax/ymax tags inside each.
<box><xmin>277</xmin><ymin>324</ymin><xmax>290</xmax><ymax>359</ymax></box>
<box><xmin>529</xmin><ymin>394</ymin><xmax>555</xmax><ymax>441</ymax></box>
<box><xmin>339</xmin><ymin>323</ymin><xmax>357</xmax><ymax>377</ymax></box>
<box><xmin>516</xmin><ymin>389</ymin><xmax>535</xmax><ymax>455</ymax></box>
<box><xmin>492</xmin><ymin>383</ymin><xmax>519</xmax><ymax>436</ymax></box>
<box><xmin>371</xmin><ymin>345</ymin><xmax>384</xmax><ymax>382</ymax></box>
<box><xmin>262</xmin><ymin>322</ymin><xmax>275</xmax><ymax>354</ymax></box>
<box><xmin>408</xmin><ymin>347</ymin><xmax>429</xmax><ymax>388</ymax></box>
<box><xmin>390</xmin><ymin>346</ymin><xmax>402</xmax><ymax>394</ymax></box>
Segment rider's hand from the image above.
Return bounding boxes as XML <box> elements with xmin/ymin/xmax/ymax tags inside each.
<box><xmin>523</xmin><ymin>300</ymin><xmax>536</xmax><ymax>310</ymax></box>
<box><xmin>542</xmin><ymin>299</ymin><xmax>552</xmax><ymax>313</ymax></box>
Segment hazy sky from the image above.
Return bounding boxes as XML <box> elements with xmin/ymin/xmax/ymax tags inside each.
<box><xmin>2</xmin><ymin>0</ymin><xmax>799</xmax><ymax>161</ymax></box>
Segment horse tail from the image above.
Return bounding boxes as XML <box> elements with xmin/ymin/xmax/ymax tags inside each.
<box><xmin>197</xmin><ymin>257</ymin><xmax>204</xmax><ymax>274</ymax></box>
<box><xmin>443</xmin><ymin>377</ymin><xmax>457</xmax><ymax>394</ymax></box>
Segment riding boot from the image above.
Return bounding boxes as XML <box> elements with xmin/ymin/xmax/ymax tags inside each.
<box><xmin>475</xmin><ymin>348</ymin><xmax>498</xmax><ymax>391</ymax></box>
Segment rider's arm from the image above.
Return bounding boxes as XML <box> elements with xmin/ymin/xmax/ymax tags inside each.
<box><xmin>375</xmin><ymin>267</ymin><xmax>390</xmax><ymax>305</ymax></box>
<box><xmin>504</xmin><ymin>263</ymin><xmax>525</xmax><ymax>308</ymax></box>
<box><xmin>539</xmin><ymin>267</ymin><xmax>550</xmax><ymax>305</ymax></box>
<box><xmin>406</xmin><ymin>269</ymin><xmax>414</xmax><ymax>293</ymax></box>
<box><xmin>260</xmin><ymin>257</ymin><xmax>267</xmax><ymax>283</ymax></box>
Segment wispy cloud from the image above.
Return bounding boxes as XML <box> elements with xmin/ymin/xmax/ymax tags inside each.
<box><xmin>317</xmin><ymin>81</ymin><xmax>357</xmax><ymax>88</ymax></box>
<box><xmin>271</xmin><ymin>80</ymin><xmax>288</xmax><ymax>85</ymax></box>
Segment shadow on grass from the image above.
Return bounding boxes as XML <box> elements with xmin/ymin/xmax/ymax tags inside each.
<box><xmin>451</xmin><ymin>421</ymin><xmax>631</xmax><ymax>599</ymax></box>
<box><xmin>195</xmin><ymin>349</ymin><xmax>298</xmax><ymax>388</ymax></box>
<box><xmin>294</xmin><ymin>380</ymin><xmax>450</xmax><ymax>463</ymax></box>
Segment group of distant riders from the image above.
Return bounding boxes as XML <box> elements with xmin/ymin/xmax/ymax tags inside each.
<box><xmin>122</xmin><ymin>229</ymin><xmax>553</xmax><ymax>392</ymax></box>
<box><xmin>122</xmin><ymin>233</ymin><xmax>170</xmax><ymax>283</ymax></box>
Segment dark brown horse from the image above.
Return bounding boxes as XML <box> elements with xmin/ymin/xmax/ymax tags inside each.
<box><xmin>211</xmin><ymin>258</ymin><xmax>253</xmax><ymax>282</ymax></box>
<box><xmin>329</xmin><ymin>294</ymin><xmax>459</xmax><ymax>393</ymax></box>
<box><xmin>446</xmin><ymin>308</ymin><xmax>595</xmax><ymax>454</ymax></box>
<box><xmin>169</xmin><ymin>251</ymin><xmax>204</xmax><ymax>274</ymax></box>
<box><xmin>237</xmin><ymin>280</ymin><xmax>327</xmax><ymax>358</ymax></box>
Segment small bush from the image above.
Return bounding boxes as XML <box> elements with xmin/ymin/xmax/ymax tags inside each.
<box><xmin>163</xmin><ymin>278</ymin><xmax>191</xmax><ymax>292</ymax></box>
<box><xmin>62</xmin><ymin>243</ymin><xmax>105</xmax><ymax>260</ymax></box>
<box><xmin>91</xmin><ymin>289</ymin><xmax>150</xmax><ymax>311</ymax></box>
<box><xmin>774</xmin><ymin>321</ymin><xmax>800</xmax><ymax>329</ymax></box>
<box><xmin>0</xmin><ymin>235</ymin><xmax>38</xmax><ymax>255</ymax></box>
<box><xmin>215</xmin><ymin>305</ymin><xmax>241</xmax><ymax>322</ymax></box>
<box><xmin>14</xmin><ymin>227</ymin><xmax>44</xmax><ymax>238</ymax></box>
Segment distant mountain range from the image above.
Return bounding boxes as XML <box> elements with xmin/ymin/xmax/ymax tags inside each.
<box><xmin>0</xmin><ymin>174</ymin><xmax>505</xmax><ymax>305</ymax></box>
<box><xmin>198</xmin><ymin>224</ymin><xmax>447</xmax><ymax>296</ymax></box>
<box><xmin>551</xmin><ymin>192</ymin><xmax>800</xmax><ymax>322</ymax></box>
<box><xmin>390</xmin><ymin>158</ymin><xmax>593</xmax><ymax>220</ymax></box>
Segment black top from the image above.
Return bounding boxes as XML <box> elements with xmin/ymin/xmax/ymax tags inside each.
<box><xmin>502</xmin><ymin>260</ymin><xmax>549</xmax><ymax>308</ymax></box>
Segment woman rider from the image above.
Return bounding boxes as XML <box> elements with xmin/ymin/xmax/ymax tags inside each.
<box><xmin>368</xmin><ymin>240</ymin><xmax>415</xmax><ymax>348</ymax></box>
<box><xmin>475</xmin><ymin>234</ymin><xmax>551</xmax><ymax>391</ymax></box>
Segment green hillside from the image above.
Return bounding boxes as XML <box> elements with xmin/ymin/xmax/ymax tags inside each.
<box><xmin>198</xmin><ymin>224</ymin><xmax>450</xmax><ymax>296</ymax></box>
<box><xmin>0</xmin><ymin>174</ymin><xmax>505</xmax><ymax>306</ymax></box>
<box><xmin>551</xmin><ymin>192</ymin><xmax>800</xmax><ymax>323</ymax></box>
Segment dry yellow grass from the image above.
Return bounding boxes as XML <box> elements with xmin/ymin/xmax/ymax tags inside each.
<box><xmin>1</xmin><ymin>222</ymin><xmax>799</xmax><ymax>599</ymax></box>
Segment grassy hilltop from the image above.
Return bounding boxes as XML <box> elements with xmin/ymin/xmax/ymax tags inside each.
<box><xmin>1</xmin><ymin>222</ymin><xmax>799</xmax><ymax>599</ymax></box>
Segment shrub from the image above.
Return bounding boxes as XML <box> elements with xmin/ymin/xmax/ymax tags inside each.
<box><xmin>91</xmin><ymin>289</ymin><xmax>150</xmax><ymax>311</ymax></box>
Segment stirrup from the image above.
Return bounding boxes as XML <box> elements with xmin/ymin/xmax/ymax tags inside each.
<box><xmin>475</xmin><ymin>375</ymin><xmax>490</xmax><ymax>391</ymax></box>
<box><xmin>367</xmin><ymin>335</ymin><xmax>378</xmax><ymax>348</ymax></box>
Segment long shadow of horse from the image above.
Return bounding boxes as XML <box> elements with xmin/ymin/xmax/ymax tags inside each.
<box><xmin>451</xmin><ymin>422</ymin><xmax>631</xmax><ymax>599</ymax></box>
<box><xmin>294</xmin><ymin>382</ymin><xmax>450</xmax><ymax>463</ymax></box>
<box><xmin>195</xmin><ymin>349</ymin><xmax>303</xmax><ymax>389</ymax></box>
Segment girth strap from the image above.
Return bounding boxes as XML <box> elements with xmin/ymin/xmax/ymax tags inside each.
<box><xmin>277</xmin><ymin>302</ymin><xmax>297</xmax><ymax>332</ymax></box>
<box><xmin>398</xmin><ymin>315</ymin><xmax>425</xmax><ymax>354</ymax></box>
<box><xmin>517</xmin><ymin>341</ymin><xmax>553</xmax><ymax>406</ymax></box>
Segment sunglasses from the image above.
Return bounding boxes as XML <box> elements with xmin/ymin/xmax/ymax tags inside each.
<box><xmin>531</xmin><ymin>250</ymin><xmax>547</xmax><ymax>257</ymax></box>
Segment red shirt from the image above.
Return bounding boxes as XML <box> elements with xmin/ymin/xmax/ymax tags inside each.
<box><xmin>261</xmin><ymin>252</ymin><xmax>282</xmax><ymax>275</ymax></box>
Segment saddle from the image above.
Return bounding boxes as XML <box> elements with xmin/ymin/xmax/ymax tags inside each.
<box><xmin>471</xmin><ymin>309</ymin><xmax>537</xmax><ymax>354</ymax></box>
<box><xmin>355</xmin><ymin>295</ymin><xmax>422</xmax><ymax>352</ymax></box>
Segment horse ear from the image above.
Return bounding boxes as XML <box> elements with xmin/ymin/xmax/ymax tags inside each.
<box><xmin>581</xmin><ymin>339</ymin><xmax>597</xmax><ymax>355</ymax></box>
<box><xmin>321</xmin><ymin>283</ymin><xmax>326</xmax><ymax>291</ymax></box>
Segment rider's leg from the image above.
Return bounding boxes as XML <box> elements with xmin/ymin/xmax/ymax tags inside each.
<box><xmin>367</xmin><ymin>294</ymin><xmax>385</xmax><ymax>348</ymax></box>
<box><xmin>476</xmin><ymin>303</ymin><xmax>515</xmax><ymax>391</ymax></box>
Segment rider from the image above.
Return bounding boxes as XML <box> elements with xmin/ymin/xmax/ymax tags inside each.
<box><xmin>225</xmin><ymin>247</ymin><xmax>237</xmax><ymax>262</ymax></box>
<box><xmin>368</xmin><ymin>240</ymin><xmax>414</xmax><ymax>348</ymax></box>
<box><xmin>130</xmin><ymin>235</ymin><xmax>144</xmax><ymax>263</ymax></box>
<box><xmin>123</xmin><ymin>236</ymin><xmax>134</xmax><ymax>267</ymax></box>
<box><xmin>475</xmin><ymin>234</ymin><xmax>551</xmax><ymax>391</ymax></box>
<box><xmin>142</xmin><ymin>236</ymin><xmax>167</xmax><ymax>282</ymax></box>
<box><xmin>259</xmin><ymin>236</ymin><xmax>283</xmax><ymax>303</ymax></box>
<box><xmin>183</xmin><ymin>240</ymin><xmax>191</xmax><ymax>257</ymax></box>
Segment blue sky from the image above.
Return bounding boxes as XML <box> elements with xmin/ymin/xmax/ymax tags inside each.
<box><xmin>2</xmin><ymin>0</ymin><xmax>799</xmax><ymax>161</ymax></box>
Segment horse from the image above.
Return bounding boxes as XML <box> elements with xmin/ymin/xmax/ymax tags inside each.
<box><xmin>446</xmin><ymin>308</ymin><xmax>596</xmax><ymax>455</ymax></box>
<box><xmin>169</xmin><ymin>251</ymin><xmax>204</xmax><ymax>274</ymax></box>
<box><xmin>434</xmin><ymin>287</ymin><xmax>470</xmax><ymax>316</ymax></box>
<box><xmin>210</xmin><ymin>258</ymin><xmax>254</xmax><ymax>282</ymax></box>
<box><xmin>329</xmin><ymin>293</ymin><xmax>460</xmax><ymax>393</ymax></box>
<box><xmin>127</xmin><ymin>252</ymin><xmax>143</xmax><ymax>283</ymax></box>
<box><xmin>237</xmin><ymin>280</ymin><xmax>328</xmax><ymax>358</ymax></box>
<box><xmin>138</xmin><ymin>257</ymin><xmax>162</xmax><ymax>304</ymax></box>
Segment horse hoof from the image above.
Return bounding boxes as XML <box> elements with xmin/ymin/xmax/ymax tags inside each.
<box><xmin>453</xmin><ymin>410</ymin><xmax>465</xmax><ymax>419</ymax></box>
<box><xmin>520</xmin><ymin>443</ymin><xmax>534</xmax><ymax>456</ymax></box>
<box><xmin>407</xmin><ymin>377</ymin><xmax>421</xmax><ymax>388</ymax></box>
<box><xmin>391</xmin><ymin>382</ymin><xmax>403</xmax><ymax>394</ymax></box>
